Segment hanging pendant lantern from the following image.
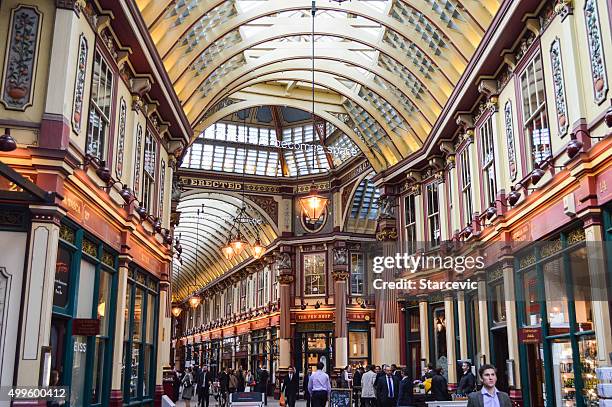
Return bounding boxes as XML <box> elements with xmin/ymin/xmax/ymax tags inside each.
<box><xmin>189</xmin><ymin>294</ymin><xmax>201</xmax><ymax>308</ymax></box>
<box><xmin>251</xmin><ymin>238</ymin><xmax>265</xmax><ymax>259</ymax></box>
<box><xmin>171</xmin><ymin>305</ymin><xmax>183</xmax><ymax>317</ymax></box>
<box><xmin>299</xmin><ymin>182</ymin><xmax>329</xmax><ymax>220</ymax></box>
<box><xmin>230</xmin><ymin>232</ymin><xmax>247</xmax><ymax>255</ymax></box>
<box><xmin>221</xmin><ymin>240</ymin><xmax>235</xmax><ymax>260</ymax></box>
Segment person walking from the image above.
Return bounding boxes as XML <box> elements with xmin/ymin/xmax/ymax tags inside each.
<box><xmin>397</xmin><ymin>368</ymin><xmax>415</xmax><ymax>407</ymax></box>
<box><xmin>256</xmin><ymin>365</ymin><xmax>269</xmax><ymax>405</ymax></box>
<box><xmin>375</xmin><ymin>365</ymin><xmax>399</xmax><ymax>407</ymax></box>
<box><xmin>360</xmin><ymin>365</ymin><xmax>377</xmax><ymax>407</ymax></box>
<box><xmin>172</xmin><ymin>367</ymin><xmax>182</xmax><ymax>402</ymax></box>
<box><xmin>467</xmin><ymin>365</ymin><xmax>512</xmax><ymax>407</ymax></box>
<box><xmin>219</xmin><ymin>367</ymin><xmax>230</xmax><ymax>407</ymax></box>
<box><xmin>430</xmin><ymin>368</ymin><xmax>450</xmax><ymax>401</ymax></box>
<box><xmin>237</xmin><ymin>367</ymin><xmax>246</xmax><ymax>392</ymax></box>
<box><xmin>456</xmin><ymin>362</ymin><xmax>476</xmax><ymax>396</ymax></box>
<box><xmin>197</xmin><ymin>365</ymin><xmax>211</xmax><ymax>407</ymax></box>
<box><xmin>182</xmin><ymin>368</ymin><xmax>195</xmax><ymax>407</ymax></box>
<box><xmin>308</xmin><ymin>362</ymin><xmax>331</xmax><ymax>407</ymax></box>
<box><xmin>282</xmin><ymin>366</ymin><xmax>299</xmax><ymax>407</ymax></box>
<box><xmin>352</xmin><ymin>367</ymin><xmax>363</xmax><ymax>407</ymax></box>
<box><xmin>245</xmin><ymin>370</ymin><xmax>253</xmax><ymax>392</ymax></box>
<box><xmin>229</xmin><ymin>369</ymin><xmax>238</xmax><ymax>394</ymax></box>
<box><xmin>303</xmin><ymin>368</ymin><xmax>311</xmax><ymax>407</ymax></box>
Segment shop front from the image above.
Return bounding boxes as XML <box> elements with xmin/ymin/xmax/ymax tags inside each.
<box><xmin>487</xmin><ymin>265</ymin><xmax>510</xmax><ymax>393</ymax></box>
<box><xmin>347</xmin><ymin>322</ymin><xmax>371</xmax><ymax>368</ymax></box>
<box><xmin>516</xmin><ymin>227</ymin><xmax>599</xmax><ymax>407</ymax></box>
<box><xmin>294</xmin><ymin>323</ymin><xmax>334</xmax><ymax>375</ymax></box>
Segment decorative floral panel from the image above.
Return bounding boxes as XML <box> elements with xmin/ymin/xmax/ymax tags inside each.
<box><xmin>504</xmin><ymin>101</ymin><xmax>518</xmax><ymax>182</ymax></box>
<box><xmin>115</xmin><ymin>98</ymin><xmax>127</xmax><ymax>177</ymax></box>
<box><xmin>159</xmin><ymin>159</ymin><xmax>166</xmax><ymax>218</ymax></box>
<box><xmin>550</xmin><ymin>38</ymin><xmax>569</xmax><ymax>137</ymax></box>
<box><xmin>71</xmin><ymin>34</ymin><xmax>88</xmax><ymax>134</ymax></box>
<box><xmin>133</xmin><ymin>124</ymin><xmax>143</xmax><ymax>198</ymax></box>
<box><xmin>1</xmin><ymin>5</ymin><xmax>42</xmax><ymax>110</ymax></box>
<box><xmin>584</xmin><ymin>0</ymin><xmax>608</xmax><ymax>103</ymax></box>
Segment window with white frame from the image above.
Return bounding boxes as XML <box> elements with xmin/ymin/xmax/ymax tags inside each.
<box><xmin>263</xmin><ymin>267</ymin><xmax>269</xmax><ymax>304</ymax></box>
<box><xmin>213</xmin><ymin>294</ymin><xmax>220</xmax><ymax>320</ymax></box>
<box><xmin>304</xmin><ymin>253</ymin><xmax>326</xmax><ymax>295</ymax></box>
<box><xmin>404</xmin><ymin>194</ymin><xmax>417</xmax><ymax>254</ymax></box>
<box><xmin>239</xmin><ymin>279</ymin><xmax>246</xmax><ymax>312</ymax></box>
<box><xmin>86</xmin><ymin>50</ymin><xmax>113</xmax><ymax>160</ymax></box>
<box><xmin>426</xmin><ymin>183</ymin><xmax>440</xmax><ymax>248</ymax></box>
<box><xmin>350</xmin><ymin>253</ymin><xmax>364</xmax><ymax>295</ymax></box>
<box><xmin>459</xmin><ymin>147</ymin><xmax>473</xmax><ymax>224</ymax></box>
<box><xmin>142</xmin><ymin>131</ymin><xmax>156</xmax><ymax>209</ymax></box>
<box><xmin>480</xmin><ymin>116</ymin><xmax>497</xmax><ymax>206</ymax></box>
<box><xmin>520</xmin><ymin>54</ymin><xmax>551</xmax><ymax>166</ymax></box>
<box><xmin>226</xmin><ymin>286</ymin><xmax>233</xmax><ymax>316</ymax></box>
<box><xmin>257</xmin><ymin>271</ymin><xmax>264</xmax><ymax>307</ymax></box>
<box><xmin>273</xmin><ymin>263</ymin><xmax>279</xmax><ymax>300</ymax></box>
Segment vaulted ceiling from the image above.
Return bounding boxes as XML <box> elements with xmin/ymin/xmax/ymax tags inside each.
<box><xmin>137</xmin><ymin>0</ymin><xmax>501</xmax><ymax>172</ymax></box>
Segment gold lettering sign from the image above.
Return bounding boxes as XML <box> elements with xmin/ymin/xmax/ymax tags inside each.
<box><xmin>180</xmin><ymin>176</ymin><xmax>280</xmax><ymax>193</ymax></box>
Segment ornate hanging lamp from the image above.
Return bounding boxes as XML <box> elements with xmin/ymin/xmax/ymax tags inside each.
<box><xmin>298</xmin><ymin>1</ymin><xmax>329</xmax><ymax>221</ymax></box>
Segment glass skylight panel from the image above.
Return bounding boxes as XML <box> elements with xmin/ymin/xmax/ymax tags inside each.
<box><xmin>378</xmin><ymin>54</ymin><xmax>425</xmax><ymax>99</ymax></box>
<box><xmin>382</xmin><ymin>31</ymin><xmax>437</xmax><ymax>77</ymax></box>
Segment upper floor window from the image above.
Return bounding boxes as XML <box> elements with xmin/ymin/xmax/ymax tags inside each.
<box><xmin>426</xmin><ymin>183</ymin><xmax>440</xmax><ymax>248</ymax></box>
<box><xmin>350</xmin><ymin>253</ymin><xmax>364</xmax><ymax>295</ymax></box>
<box><xmin>225</xmin><ymin>286</ymin><xmax>233</xmax><ymax>316</ymax></box>
<box><xmin>213</xmin><ymin>295</ymin><xmax>220</xmax><ymax>320</ymax></box>
<box><xmin>257</xmin><ymin>271</ymin><xmax>264</xmax><ymax>307</ymax></box>
<box><xmin>520</xmin><ymin>54</ymin><xmax>551</xmax><ymax>166</ymax></box>
<box><xmin>304</xmin><ymin>252</ymin><xmax>326</xmax><ymax>295</ymax></box>
<box><xmin>459</xmin><ymin>147</ymin><xmax>473</xmax><ymax>224</ymax></box>
<box><xmin>239</xmin><ymin>279</ymin><xmax>247</xmax><ymax>312</ymax></box>
<box><xmin>142</xmin><ymin>131</ymin><xmax>156</xmax><ymax>210</ymax></box>
<box><xmin>479</xmin><ymin>116</ymin><xmax>497</xmax><ymax>206</ymax></box>
<box><xmin>404</xmin><ymin>194</ymin><xmax>417</xmax><ymax>254</ymax></box>
<box><xmin>86</xmin><ymin>50</ymin><xmax>113</xmax><ymax>160</ymax></box>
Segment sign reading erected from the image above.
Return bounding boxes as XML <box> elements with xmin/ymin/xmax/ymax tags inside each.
<box><xmin>330</xmin><ymin>389</ymin><xmax>351</xmax><ymax>407</ymax></box>
<box><xmin>72</xmin><ymin>318</ymin><xmax>100</xmax><ymax>336</ymax></box>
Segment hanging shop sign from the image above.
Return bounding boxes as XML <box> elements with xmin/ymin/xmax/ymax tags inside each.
<box><xmin>72</xmin><ymin>318</ymin><xmax>100</xmax><ymax>336</ymax></box>
<box><xmin>518</xmin><ymin>327</ymin><xmax>541</xmax><ymax>343</ymax></box>
<box><xmin>347</xmin><ymin>311</ymin><xmax>373</xmax><ymax>322</ymax></box>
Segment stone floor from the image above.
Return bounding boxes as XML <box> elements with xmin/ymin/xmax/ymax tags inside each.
<box><xmin>174</xmin><ymin>396</ymin><xmax>308</xmax><ymax>407</ymax></box>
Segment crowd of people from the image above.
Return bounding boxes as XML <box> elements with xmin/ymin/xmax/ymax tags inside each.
<box><xmin>171</xmin><ymin>364</ymin><xmax>269</xmax><ymax>407</ymax></box>
<box><xmin>170</xmin><ymin>361</ymin><xmax>510</xmax><ymax>407</ymax></box>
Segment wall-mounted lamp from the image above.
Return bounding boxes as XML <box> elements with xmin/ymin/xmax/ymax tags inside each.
<box><xmin>0</xmin><ymin>128</ymin><xmax>17</xmax><ymax>152</ymax></box>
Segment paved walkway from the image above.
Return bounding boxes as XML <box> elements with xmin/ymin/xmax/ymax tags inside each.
<box><xmin>174</xmin><ymin>397</ymin><xmax>308</xmax><ymax>407</ymax></box>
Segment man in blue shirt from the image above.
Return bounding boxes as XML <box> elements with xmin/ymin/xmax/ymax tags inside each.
<box><xmin>467</xmin><ymin>365</ymin><xmax>512</xmax><ymax>407</ymax></box>
<box><xmin>308</xmin><ymin>362</ymin><xmax>331</xmax><ymax>407</ymax></box>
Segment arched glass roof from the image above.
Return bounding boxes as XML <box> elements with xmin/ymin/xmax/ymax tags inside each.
<box><xmin>138</xmin><ymin>0</ymin><xmax>501</xmax><ymax>172</ymax></box>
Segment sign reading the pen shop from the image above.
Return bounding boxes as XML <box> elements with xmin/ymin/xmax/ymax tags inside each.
<box><xmin>295</xmin><ymin>311</ymin><xmax>334</xmax><ymax>322</ymax></box>
<box><xmin>72</xmin><ymin>318</ymin><xmax>100</xmax><ymax>336</ymax></box>
<box><xmin>519</xmin><ymin>327</ymin><xmax>541</xmax><ymax>343</ymax></box>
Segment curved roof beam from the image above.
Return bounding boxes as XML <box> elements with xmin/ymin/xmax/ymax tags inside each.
<box><xmin>156</xmin><ymin>1</ymin><xmax>472</xmax><ymax>69</ymax></box>
<box><xmin>182</xmin><ymin>48</ymin><xmax>441</xmax><ymax>127</ymax></box>
<box><xmin>189</xmin><ymin>71</ymin><xmax>412</xmax><ymax>159</ymax></box>
<box><xmin>166</xmin><ymin>20</ymin><xmax>456</xmax><ymax>95</ymax></box>
<box><xmin>198</xmin><ymin>59</ymin><xmax>433</xmax><ymax>139</ymax></box>
<box><xmin>193</xmin><ymin>95</ymin><xmax>388</xmax><ymax>171</ymax></box>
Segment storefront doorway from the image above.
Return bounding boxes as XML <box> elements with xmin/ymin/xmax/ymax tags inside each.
<box><xmin>295</xmin><ymin>331</ymin><xmax>333</xmax><ymax>375</ymax></box>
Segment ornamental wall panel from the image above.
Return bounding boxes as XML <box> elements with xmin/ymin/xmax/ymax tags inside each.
<box><xmin>583</xmin><ymin>0</ymin><xmax>608</xmax><ymax>104</ymax></box>
<box><xmin>549</xmin><ymin>38</ymin><xmax>569</xmax><ymax>137</ymax></box>
<box><xmin>115</xmin><ymin>97</ymin><xmax>127</xmax><ymax>178</ymax></box>
<box><xmin>71</xmin><ymin>33</ymin><xmax>88</xmax><ymax>134</ymax></box>
<box><xmin>0</xmin><ymin>5</ymin><xmax>42</xmax><ymax>111</ymax></box>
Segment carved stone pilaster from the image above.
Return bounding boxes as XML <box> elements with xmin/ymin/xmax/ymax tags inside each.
<box><xmin>331</xmin><ymin>270</ymin><xmax>350</xmax><ymax>282</ymax></box>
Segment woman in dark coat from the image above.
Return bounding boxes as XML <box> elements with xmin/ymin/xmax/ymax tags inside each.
<box><xmin>397</xmin><ymin>368</ymin><xmax>415</xmax><ymax>407</ymax></box>
<box><xmin>430</xmin><ymin>368</ymin><xmax>450</xmax><ymax>401</ymax></box>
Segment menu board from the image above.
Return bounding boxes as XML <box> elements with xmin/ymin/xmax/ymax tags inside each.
<box><xmin>330</xmin><ymin>389</ymin><xmax>351</xmax><ymax>407</ymax></box>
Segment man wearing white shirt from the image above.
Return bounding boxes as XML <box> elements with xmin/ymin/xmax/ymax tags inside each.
<box><xmin>360</xmin><ymin>365</ymin><xmax>377</xmax><ymax>407</ymax></box>
<box><xmin>308</xmin><ymin>362</ymin><xmax>331</xmax><ymax>407</ymax></box>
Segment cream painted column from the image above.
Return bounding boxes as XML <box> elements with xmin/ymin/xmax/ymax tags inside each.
<box><xmin>583</xmin><ymin>220</ymin><xmax>612</xmax><ymax>366</ymax></box>
<box><xmin>501</xmin><ymin>259</ymin><xmax>521</xmax><ymax>387</ymax></box>
<box><xmin>156</xmin><ymin>283</ymin><xmax>172</xmax><ymax>400</ymax></box>
<box><xmin>419</xmin><ymin>299</ymin><xmax>430</xmax><ymax>364</ymax></box>
<box><xmin>477</xmin><ymin>278</ymin><xmax>490</xmax><ymax>363</ymax></box>
<box><xmin>110</xmin><ymin>256</ymin><xmax>131</xmax><ymax>405</ymax></box>
<box><xmin>456</xmin><ymin>292</ymin><xmax>468</xmax><ymax>361</ymax></box>
<box><xmin>16</xmin><ymin>206</ymin><xmax>65</xmax><ymax>386</ymax></box>
<box><xmin>444</xmin><ymin>294</ymin><xmax>457</xmax><ymax>387</ymax></box>
<box><xmin>332</xmin><ymin>245</ymin><xmax>349</xmax><ymax>369</ymax></box>
<box><xmin>277</xmin><ymin>249</ymin><xmax>294</xmax><ymax>369</ymax></box>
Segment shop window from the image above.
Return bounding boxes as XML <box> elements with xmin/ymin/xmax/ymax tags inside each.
<box><xmin>304</xmin><ymin>252</ymin><xmax>326</xmax><ymax>295</ymax></box>
<box><xmin>479</xmin><ymin>116</ymin><xmax>497</xmax><ymax>206</ymax></box>
<box><xmin>519</xmin><ymin>54</ymin><xmax>551</xmax><ymax>167</ymax></box>
<box><xmin>86</xmin><ymin>50</ymin><xmax>113</xmax><ymax>161</ymax></box>
<box><xmin>142</xmin><ymin>131</ymin><xmax>156</xmax><ymax>210</ymax></box>
<box><xmin>459</xmin><ymin>147</ymin><xmax>473</xmax><ymax>224</ymax></box>
<box><xmin>406</xmin><ymin>306</ymin><xmax>421</xmax><ymax>380</ymax></box>
<box><xmin>122</xmin><ymin>269</ymin><xmax>159</xmax><ymax>404</ymax></box>
<box><xmin>543</xmin><ymin>257</ymin><xmax>569</xmax><ymax>328</ymax></box>
<box><xmin>490</xmin><ymin>282</ymin><xmax>506</xmax><ymax>325</ymax></box>
<box><xmin>348</xmin><ymin>331</ymin><xmax>369</xmax><ymax>365</ymax></box>
<box><xmin>426</xmin><ymin>183</ymin><xmax>440</xmax><ymax>248</ymax></box>
<box><xmin>569</xmin><ymin>247</ymin><xmax>593</xmax><ymax>327</ymax></box>
<box><xmin>432</xmin><ymin>307</ymin><xmax>447</xmax><ymax>366</ymax></box>
<box><xmin>522</xmin><ymin>267</ymin><xmax>541</xmax><ymax>326</ymax></box>
<box><xmin>53</xmin><ymin>246</ymin><xmax>72</xmax><ymax>309</ymax></box>
<box><xmin>404</xmin><ymin>194</ymin><xmax>417</xmax><ymax>254</ymax></box>
<box><xmin>350</xmin><ymin>253</ymin><xmax>364</xmax><ymax>295</ymax></box>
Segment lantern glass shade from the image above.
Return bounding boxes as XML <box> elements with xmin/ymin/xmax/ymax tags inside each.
<box><xmin>189</xmin><ymin>295</ymin><xmax>201</xmax><ymax>308</ymax></box>
<box><xmin>221</xmin><ymin>243</ymin><xmax>235</xmax><ymax>260</ymax></box>
<box><xmin>299</xmin><ymin>189</ymin><xmax>329</xmax><ymax>220</ymax></box>
<box><xmin>171</xmin><ymin>306</ymin><xmax>182</xmax><ymax>317</ymax></box>
<box><xmin>230</xmin><ymin>234</ymin><xmax>247</xmax><ymax>255</ymax></box>
<box><xmin>251</xmin><ymin>239</ymin><xmax>265</xmax><ymax>259</ymax></box>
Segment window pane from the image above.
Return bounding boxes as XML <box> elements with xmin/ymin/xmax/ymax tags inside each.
<box><xmin>77</xmin><ymin>260</ymin><xmax>96</xmax><ymax>318</ymax></box>
<box><xmin>146</xmin><ymin>294</ymin><xmax>156</xmax><ymax>344</ymax></box>
<box><xmin>53</xmin><ymin>246</ymin><xmax>71</xmax><ymax>308</ymax></box>
<box><xmin>132</xmin><ymin>288</ymin><xmax>144</xmax><ymax>342</ymax></box>
<box><xmin>98</xmin><ymin>271</ymin><xmax>112</xmax><ymax>336</ymax></box>
<box><xmin>523</xmin><ymin>268</ymin><xmax>541</xmax><ymax>326</ymax></box>
<box><xmin>143</xmin><ymin>345</ymin><xmax>152</xmax><ymax>397</ymax></box>
<box><xmin>304</xmin><ymin>253</ymin><xmax>326</xmax><ymax>295</ymax></box>
<box><xmin>92</xmin><ymin>338</ymin><xmax>106</xmax><ymax>404</ymax></box>
<box><xmin>544</xmin><ymin>257</ymin><xmax>569</xmax><ymax>328</ymax></box>
<box><xmin>570</xmin><ymin>247</ymin><xmax>593</xmax><ymax>327</ymax></box>
<box><xmin>130</xmin><ymin>343</ymin><xmax>140</xmax><ymax>398</ymax></box>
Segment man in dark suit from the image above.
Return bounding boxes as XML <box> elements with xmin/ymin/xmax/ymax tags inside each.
<box><xmin>397</xmin><ymin>368</ymin><xmax>415</xmax><ymax>407</ymax></box>
<box><xmin>430</xmin><ymin>367</ymin><xmax>450</xmax><ymax>401</ymax></box>
<box><xmin>282</xmin><ymin>366</ymin><xmax>299</xmax><ymax>407</ymax></box>
<box><xmin>303</xmin><ymin>369</ymin><xmax>311</xmax><ymax>407</ymax></box>
<box><xmin>467</xmin><ymin>365</ymin><xmax>512</xmax><ymax>407</ymax></box>
<box><xmin>375</xmin><ymin>365</ymin><xmax>400</xmax><ymax>407</ymax></box>
<box><xmin>197</xmin><ymin>365</ymin><xmax>211</xmax><ymax>407</ymax></box>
